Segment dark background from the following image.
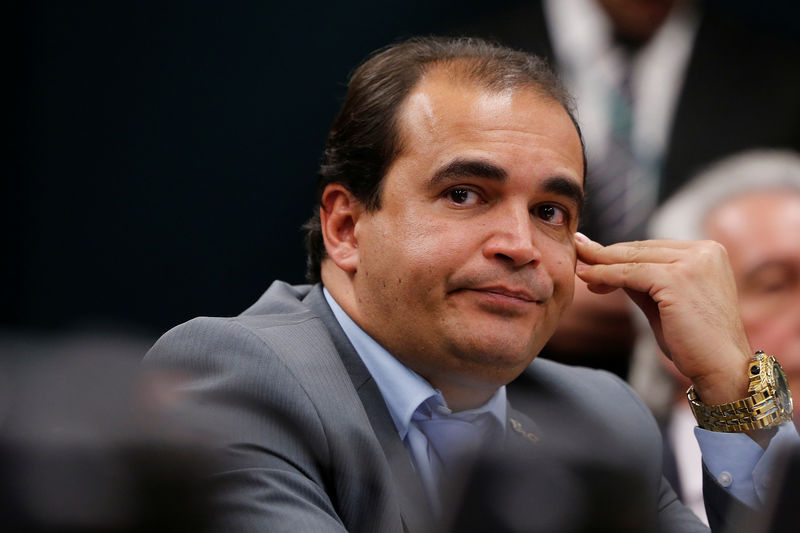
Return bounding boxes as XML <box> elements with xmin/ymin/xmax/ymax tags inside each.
<box><xmin>7</xmin><ymin>1</ymin><xmax>798</xmax><ymax>342</ymax></box>
<box><xmin>7</xmin><ymin>0</ymin><xmax>490</xmax><ymax>339</ymax></box>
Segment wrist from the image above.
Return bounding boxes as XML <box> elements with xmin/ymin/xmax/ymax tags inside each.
<box><xmin>689</xmin><ymin>359</ymin><xmax>751</xmax><ymax>406</ymax></box>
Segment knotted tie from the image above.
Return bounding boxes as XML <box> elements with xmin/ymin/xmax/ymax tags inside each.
<box><xmin>413</xmin><ymin>403</ymin><xmax>497</xmax><ymax>482</ymax></box>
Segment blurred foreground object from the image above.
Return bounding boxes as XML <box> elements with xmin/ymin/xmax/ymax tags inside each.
<box><xmin>448</xmin><ymin>401</ymin><xmax>657</xmax><ymax>533</ymax></box>
<box><xmin>0</xmin><ymin>332</ymin><xmax>215</xmax><ymax>532</ymax></box>
<box><xmin>727</xmin><ymin>444</ymin><xmax>800</xmax><ymax>533</ymax></box>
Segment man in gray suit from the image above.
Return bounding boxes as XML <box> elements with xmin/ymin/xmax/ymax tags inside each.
<box><xmin>146</xmin><ymin>37</ymin><xmax>797</xmax><ymax>532</ymax></box>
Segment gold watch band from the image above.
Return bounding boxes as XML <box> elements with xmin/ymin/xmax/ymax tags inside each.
<box><xmin>687</xmin><ymin>351</ymin><xmax>793</xmax><ymax>432</ymax></box>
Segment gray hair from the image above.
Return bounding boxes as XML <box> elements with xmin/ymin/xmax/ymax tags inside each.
<box><xmin>648</xmin><ymin>149</ymin><xmax>800</xmax><ymax>241</ymax></box>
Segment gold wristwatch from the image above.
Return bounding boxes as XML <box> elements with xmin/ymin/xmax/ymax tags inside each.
<box><xmin>687</xmin><ymin>350</ymin><xmax>794</xmax><ymax>432</ymax></box>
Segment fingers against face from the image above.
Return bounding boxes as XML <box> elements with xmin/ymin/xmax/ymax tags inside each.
<box><xmin>573</xmin><ymin>233</ymin><xmax>751</xmax><ymax>398</ymax></box>
<box><xmin>574</xmin><ymin>233</ymin><xmax>731</xmax><ymax>295</ymax></box>
<box><xmin>576</xmin><ymin>234</ymin><xmax>707</xmax><ymax>264</ymax></box>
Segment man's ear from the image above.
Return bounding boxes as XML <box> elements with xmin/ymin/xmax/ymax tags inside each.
<box><xmin>320</xmin><ymin>183</ymin><xmax>363</xmax><ymax>274</ymax></box>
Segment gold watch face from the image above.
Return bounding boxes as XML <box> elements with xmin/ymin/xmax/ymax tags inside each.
<box><xmin>773</xmin><ymin>360</ymin><xmax>793</xmax><ymax>414</ymax></box>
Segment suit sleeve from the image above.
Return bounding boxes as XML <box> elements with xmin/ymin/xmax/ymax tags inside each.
<box><xmin>603</xmin><ymin>370</ymin><xmax>711</xmax><ymax>532</ymax></box>
<box><xmin>144</xmin><ymin>317</ymin><xmax>350</xmax><ymax>533</ymax></box>
<box><xmin>655</xmin><ymin>475</ymin><xmax>711</xmax><ymax>532</ymax></box>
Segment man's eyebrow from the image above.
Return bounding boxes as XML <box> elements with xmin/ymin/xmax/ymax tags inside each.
<box><xmin>429</xmin><ymin>158</ymin><xmax>584</xmax><ymax>210</ymax></box>
<box><xmin>541</xmin><ymin>176</ymin><xmax>584</xmax><ymax>212</ymax></box>
<box><xmin>430</xmin><ymin>158</ymin><xmax>508</xmax><ymax>185</ymax></box>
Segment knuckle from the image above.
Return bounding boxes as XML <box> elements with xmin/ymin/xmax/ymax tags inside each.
<box><xmin>701</xmin><ymin>239</ymin><xmax>726</xmax><ymax>255</ymax></box>
<box><xmin>695</xmin><ymin>240</ymin><xmax>728</xmax><ymax>265</ymax></box>
<box><xmin>621</xmin><ymin>261</ymin><xmax>639</xmax><ymax>277</ymax></box>
<box><xmin>623</xmin><ymin>245</ymin><xmax>643</xmax><ymax>262</ymax></box>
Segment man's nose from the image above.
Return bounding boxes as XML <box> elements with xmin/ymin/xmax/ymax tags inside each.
<box><xmin>482</xmin><ymin>206</ymin><xmax>542</xmax><ymax>267</ymax></box>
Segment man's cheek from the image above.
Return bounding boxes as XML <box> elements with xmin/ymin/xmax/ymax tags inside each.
<box><xmin>563</xmin><ymin>277</ymin><xmax>577</xmax><ymax>309</ymax></box>
<box><xmin>551</xmin><ymin>247</ymin><xmax>577</xmax><ymax>287</ymax></box>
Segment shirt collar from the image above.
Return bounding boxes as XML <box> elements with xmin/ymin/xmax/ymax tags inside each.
<box><xmin>323</xmin><ymin>288</ymin><xmax>507</xmax><ymax>439</ymax></box>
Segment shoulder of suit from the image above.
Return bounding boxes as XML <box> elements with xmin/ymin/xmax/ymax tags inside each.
<box><xmin>144</xmin><ymin>281</ymin><xmax>337</xmax><ymax>371</ymax></box>
<box><xmin>525</xmin><ymin>357</ymin><xmax>629</xmax><ymax>390</ymax></box>
<box><xmin>509</xmin><ymin>358</ymin><xmax>664</xmax><ymax>464</ymax></box>
<box><xmin>516</xmin><ymin>357</ymin><xmax>656</xmax><ymax>422</ymax></box>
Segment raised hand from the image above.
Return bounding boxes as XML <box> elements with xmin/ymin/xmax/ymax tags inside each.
<box><xmin>574</xmin><ymin>233</ymin><xmax>751</xmax><ymax>406</ymax></box>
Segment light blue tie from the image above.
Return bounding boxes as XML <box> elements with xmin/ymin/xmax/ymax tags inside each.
<box><xmin>413</xmin><ymin>404</ymin><xmax>496</xmax><ymax>477</ymax></box>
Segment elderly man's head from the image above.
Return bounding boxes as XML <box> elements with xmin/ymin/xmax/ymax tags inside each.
<box><xmin>648</xmin><ymin>150</ymin><xmax>800</xmax><ymax>397</ymax></box>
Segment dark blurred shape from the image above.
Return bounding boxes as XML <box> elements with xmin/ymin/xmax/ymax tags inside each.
<box><xmin>0</xmin><ymin>333</ymin><xmax>215</xmax><ymax>532</ymax></box>
<box><xmin>8</xmin><ymin>0</ymin><xmax>504</xmax><ymax>335</ymax></box>
<box><xmin>762</xmin><ymin>445</ymin><xmax>800</xmax><ymax>533</ymax></box>
<box><xmin>449</xmin><ymin>446</ymin><xmax>655</xmax><ymax>533</ymax></box>
<box><xmin>727</xmin><ymin>444</ymin><xmax>800</xmax><ymax>533</ymax></box>
<box><xmin>448</xmin><ymin>377</ymin><xmax>665</xmax><ymax>533</ymax></box>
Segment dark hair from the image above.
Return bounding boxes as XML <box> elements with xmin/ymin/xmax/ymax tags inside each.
<box><xmin>304</xmin><ymin>36</ymin><xmax>585</xmax><ymax>283</ymax></box>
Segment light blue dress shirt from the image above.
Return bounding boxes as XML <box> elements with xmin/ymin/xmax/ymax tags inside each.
<box><xmin>695</xmin><ymin>423</ymin><xmax>799</xmax><ymax>506</ymax></box>
<box><xmin>323</xmin><ymin>289</ymin><xmax>506</xmax><ymax>512</ymax></box>
<box><xmin>323</xmin><ymin>288</ymin><xmax>800</xmax><ymax>511</ymax></box>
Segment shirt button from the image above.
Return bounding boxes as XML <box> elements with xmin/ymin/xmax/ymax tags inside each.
<box><xmin>717</xmin><ymin>471</ymin><xmax>733</xmax><ymax>487</ymax></box>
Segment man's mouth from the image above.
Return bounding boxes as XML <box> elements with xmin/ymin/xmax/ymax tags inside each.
<box><xmin>470</xmin><ymin>285</ymin><xmax>541</xmax><ymax>303</ymax></box>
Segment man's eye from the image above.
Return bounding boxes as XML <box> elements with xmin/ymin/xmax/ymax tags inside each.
<box><xmin>748</xmin><ymin>267</ymin><xmax>796</xmax><ymax>295</ymax></box>
<box><xmin>535</xmin><ymin>204</ymin><xmax>568</xmax><ymax>225</ymax></box>
<box><xmin>446</xmin><ymin>188</ymin><xmax>480</xmax><ymax>206</ymax></box>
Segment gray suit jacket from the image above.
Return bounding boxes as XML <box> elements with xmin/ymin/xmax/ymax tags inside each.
<box><xmin>145</xmin><ymin>281</ymin><xmax>710</xmax><ymax>532</ymax></box>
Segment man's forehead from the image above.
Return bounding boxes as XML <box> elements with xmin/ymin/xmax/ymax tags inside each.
<box><xmin>392</xmin><ymin>72</ymin><xmax>584</xmax><ymax>183</ymax></box>
<box><xmin>402</xmin><ymin>86</ymin><xmax>519</xmax><ymax>137</ymax></box>
<box><xmin>399</xmin><ymin>72</ymin><xmax>573</xmax><ymax>135</ymax></box>
<box><xmin>402</xmin><ymin>69</ymin><xmax>557</xmax><ymax>122</ymax></box>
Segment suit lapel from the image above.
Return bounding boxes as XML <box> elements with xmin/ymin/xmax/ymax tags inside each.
<box><xmin>304</xmin><ymin>286</ymin><xmax>435</xmax><ymax>533</ymax></box>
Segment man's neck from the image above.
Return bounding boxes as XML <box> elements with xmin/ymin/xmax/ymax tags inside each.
<box><xmin>321</xmin><ymin>284</ymin><xmax>506</xmax><ymax>413</ymax></box>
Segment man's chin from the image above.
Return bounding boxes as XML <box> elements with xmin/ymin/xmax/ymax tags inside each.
<box><xmin>449</xmin><ymin>334</ymin><xmax>541</xmax><ymax>372</ymax></box>
<box><xmin>450</xmin><ymin>313</ymin><xmax>552</xmax><ymax>357</ymax></box>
